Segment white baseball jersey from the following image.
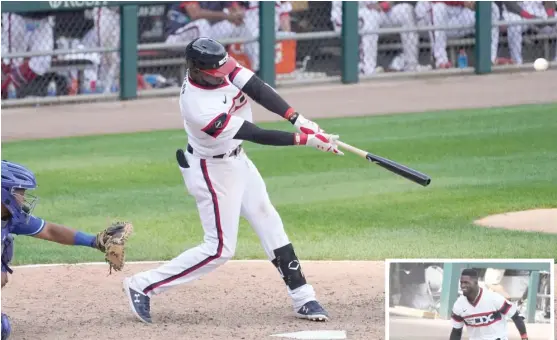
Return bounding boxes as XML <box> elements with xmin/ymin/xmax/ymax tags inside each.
<box><xmin>179</xmin><ymin>64</ymin><xmax>254</xmax><ymax>158</ymax></box>
<box><xmin>451</xmin><ymin>288</ymin><xmax>518</xmax><ymax>340</ymax></box>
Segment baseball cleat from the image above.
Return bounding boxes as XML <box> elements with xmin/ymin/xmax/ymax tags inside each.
<box><xmin>123</xmin><ymin>277</ymin><xmax>152</xmax><ymax>324</ymax></box>
<box><xmin>295</xmin><ymin>300</ymin><xmax>329</xmax><ymax>322</ymax></box>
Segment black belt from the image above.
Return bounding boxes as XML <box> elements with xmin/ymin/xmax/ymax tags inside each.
<box><xmin>187</xmin><ymin>144</ymin><xmax>242</xmax><ymax>159</ymax></box>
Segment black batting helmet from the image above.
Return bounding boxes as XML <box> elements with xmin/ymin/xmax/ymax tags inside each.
<box><xmin>185</xmin><ymin>37</ymin><xmax>237</xmax><ymax>78</ymax></box>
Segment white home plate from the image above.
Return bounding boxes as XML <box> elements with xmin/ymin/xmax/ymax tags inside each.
<box><xmin>270</xmin><ymin>330</ymin><xmax>347</xmax><ymax>339</ymax></box>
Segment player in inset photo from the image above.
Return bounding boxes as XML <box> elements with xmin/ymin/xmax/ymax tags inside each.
<box><xmin>450</xmin><ymin>269</ymin><xmax>529</xmax><ymax>340</ymax></box>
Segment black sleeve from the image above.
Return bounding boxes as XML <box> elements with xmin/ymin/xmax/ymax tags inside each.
<box><xmin>233</xmin><ymin>120</ymin><xmax>297</xmax><ymax>146</ymax></box>
<box><xmin>449</xmin><ymin>328</ymin><xmax>463</xmax><ymax>340</ymax></box>
<box><xmin>511</xmin><ymin>311</ymin><xmax>528</xmax><ymax>336</ymax></box>
<box><xmin>241</xmin><ymin>74</ymin><xmax>298</xmax><ymax>123</ymax></box>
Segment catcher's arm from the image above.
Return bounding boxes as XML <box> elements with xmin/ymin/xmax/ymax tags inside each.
<box><xmin>33</xmin><ymin>220</ymin><xmax>133</xmax><ymax>273</ymax></box>
<box><xmin>33</xmin><ymin>221</ymin><xmax>97</xmax><ymax>247</ymax></box>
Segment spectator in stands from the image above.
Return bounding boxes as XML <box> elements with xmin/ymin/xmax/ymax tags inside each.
<box><xmin>164</xmin><ymin>2</ymin><xmax>257</xmax><ymax>67</ymax></box>
<box><xmin>92</xmin><ymin>6</ymin><xmax>151</xmax><ymax>93</ymax></box>
<box><xmin>501</xmin><ymin>1</ymin><xmax>557</xmax><ymax>64</ymax></box>
<box><xmin>1</xmin><ymin>11</ymin><xmax>55</xmax><ymax>99</ymax></box>
<box><xmin>331</xmin><ymin>1</ymin><xmax>431</xmax><ymax>75</ymax></box>
<box><xmin>415</xmin><ymin>1</ymin><xmax>511</xmax><ymax>68</ymax></box>
<box><xmin>239</xmin><ymin>1</ymin><xmax>293</xmax><ymax>73</ymax></box>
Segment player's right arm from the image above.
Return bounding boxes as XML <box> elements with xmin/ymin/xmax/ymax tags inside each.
<box><xmin>187</xmin><ymin>107</ymin><xmax>342</xmax><ymax>155</ymax></box>
<box><xmin>449</xmin><ymin>303</ymin><xmax>464</xmax><ymax>340</ymax></box>
<box><xmin>182</xmin><ymin>1</ymin><xmax>243</xmax><ymax>23</ymax></box>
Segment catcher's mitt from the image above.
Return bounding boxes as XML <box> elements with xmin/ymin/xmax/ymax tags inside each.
<box><xmin>95</xmin><ymin>221</ymin><xmax>133</xmax><ymax>273</ymax></box>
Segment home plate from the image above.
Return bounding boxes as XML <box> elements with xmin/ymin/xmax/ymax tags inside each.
<box><xmin>270</xmin><ymin>330</ymin><xmax>347</xmax><ymax>339</ymax></box>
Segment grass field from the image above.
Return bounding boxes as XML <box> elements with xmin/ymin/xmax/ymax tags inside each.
<box><xmin>3</xmin><ymin>103</ymin><xmax>557</xmax><ymax>264</ymax></box>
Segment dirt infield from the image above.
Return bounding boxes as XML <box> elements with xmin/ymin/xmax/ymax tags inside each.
<box><xmin>2</xmin><ymin>261</ymin><xmax>384</xmax><ymax>340</ymax></box>
<box><xmin>1</xmin><ymin>70</ymin><xmax>556</xmax><ymax>339</ymax></box>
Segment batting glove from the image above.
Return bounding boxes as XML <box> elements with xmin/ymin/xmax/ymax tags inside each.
<box><xmin>287</xmin><ymin>111</ymin><xmax>324</xmax><ymax>135</ymax></box>
<box><xmin>296</xmin><ymin>132</ymin><xmax>344</xmax><ymax>155</ymax></box>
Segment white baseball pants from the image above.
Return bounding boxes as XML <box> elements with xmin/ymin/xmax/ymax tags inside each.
<box><xmin>128</xmin><ymin>149</ymin><xmax>317</xmax><ymax>311</ymax></box>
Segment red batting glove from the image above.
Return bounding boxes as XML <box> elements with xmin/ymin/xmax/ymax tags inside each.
<box><xmin>295</xmin><ymin>132</ymin><xmax>344</xmax><ymax>155</ymax></box>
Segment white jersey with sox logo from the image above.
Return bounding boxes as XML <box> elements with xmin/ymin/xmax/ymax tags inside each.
<box><xmin>451</xmin><ymin>288</ymin><xmax>518</xmax><ymax>340</ymax></box>
<box><xmin>127</xmin><ymin>63</ymin><xmax>318</xmax><ymax>313</ymax></box>
<box><xmin>179</xmin><ymin>65</ymin><xmax>253</xmax><ymax>158</ymax></box>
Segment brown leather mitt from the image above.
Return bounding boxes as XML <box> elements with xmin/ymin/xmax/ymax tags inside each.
<box><xmin>94</xmin><ymin>221</ymin><xmax>133</xmax><ymax>273</ymax></box>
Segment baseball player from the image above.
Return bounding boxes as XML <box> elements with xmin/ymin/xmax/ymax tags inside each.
<box><xmin>165</xmin><ymin>2</ymin><xmax>257</xmax><ymax>65</ymax></box>
<box><xmin>240</xmin><ymin>1</ymin><xmax>293</xmax><ymax>72</ymax></box>
<box><xmin>1</xmin><ymin>160</ymin><xmax>132</xmax><ymax>340</ymax></box>
<box><xmin>331</xmin><ymin>1</ymin><xmax>428</xmax><ymax>74</ymax></box>
<box><xmin>123</xmin><ymin>37</ymin><xmax>340</xmax><ymax>324</ymax></box>
<box><xmin>91</xmin><ymin>6</ymin><xmax>121</xmax><ymax>93</ymax></box>
<box><xmin>415</xmin><ymin>1</ymin><xmax>509</xmax><ymax>68</ymax></box>
<box><xmin>501</xmin><ymin>1</ymin><xmax>557</xmax><ymax>64</ymax></box>
<box><xmin>450</xmin><ymin>269</ymin><xmax>529</xmax><ymax>340</ymax></box>
<box><xmin>1</xmin><ymin>11</ymin><xmax>55</xmax><ymax>99</ymax></box>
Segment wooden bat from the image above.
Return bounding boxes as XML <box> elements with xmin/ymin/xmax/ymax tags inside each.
<box><xmin>336</xmin><ymin>141</ymin><xmax>432</xmax><ymax>187</ymax></box>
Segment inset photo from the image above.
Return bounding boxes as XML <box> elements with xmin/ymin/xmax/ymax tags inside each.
<box><xmin>385</xmin><ymin>259</ymin><xmax>554</xmax><ymax>340</ymax></box>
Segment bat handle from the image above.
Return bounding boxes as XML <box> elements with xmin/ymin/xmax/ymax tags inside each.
<box><xmin>336</xmin><ymin>140</ymin><xmax>367</xmax><ymax>158</ymax></box>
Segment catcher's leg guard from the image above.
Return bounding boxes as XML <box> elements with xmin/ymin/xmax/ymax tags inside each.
<box><xmin>1</xmin><ymin>313</ymin><xmax>11</xmax><ymax>340</ymax></box>
<box><xmin>1</xmin><ymin>235</ymin><xmax>14</xmax><ymax>275</ymax></box>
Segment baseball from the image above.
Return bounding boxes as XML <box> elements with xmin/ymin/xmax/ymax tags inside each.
<box><xmin>533</xmin><ymin>58</ymin><xmax>549</xmax><ymax>71</ymax></box>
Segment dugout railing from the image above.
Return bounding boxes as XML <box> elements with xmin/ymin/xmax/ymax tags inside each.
<box><xmin>1</xmin><ymin>1</ymin><xmax>556</xmax><ymax>108</ymax></box>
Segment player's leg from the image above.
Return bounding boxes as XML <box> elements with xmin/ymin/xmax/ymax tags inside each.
<box><xmin>123</xmin><ymin>157</ymin><xmax>244</xmax><ymax>323</ymax></box>
<box><xmin>242</xmin><ymin>8</ymin><xmax>260</xmax><ymax>72</ymax></box>
<box><xmin>27</xmin><ymin>16</ymin><xmax>54</xmax><ymax>80</ymax></box>
<box><xmin>502</xmin><ymin>9</ymin><xmax>525</xmax><ymax>64</ymax></box>
<box><xmin>430</xmin><ymin>2</ymin><xmax>451</xmax><ymax>67</ymax></box>
<box><xmin>1</xmin><ymin>14</ymin><xmax>31</xmax><ymax>97</ymax></box>
<box><xmin>414</xmin><ymin>2</ymin><xmax>436</xmax><ymax>67</ymax></box>
<box><xmin>239</xmin><ymin>155</ymin><xmax>328</xmax><ymax>321</ymax></box>
<box><xmin>1</xmin><ymin>236</ymin><xmax>13</xmax><ymax>338</ymax></box>
<box><xmin>359</xmin><ymin>7</ymin><xmax>383</xmax><ymax>75</ymax></box>
<box><xmin>95</xmin><ymin>7</ymin><xmax>121</xmax><ymax>93</ymax></box>
<box><xmin>386</xmin><ymin>3</ymin><xmax>420</xmax><ymax>71</ymax></box>
<box><xmin>211</xmin><ymin>19</ymin><xmax>257</xmax><ymax>71</ymax></box>
<box><xmin>489</xmin><ymin>3</ymin><xmax>502</xmax><ymax>64</ymax></box>
<box><xmin>165</xmin><ymin>18</ymin><xmax>211</xmax><ymax>45</ymax></box>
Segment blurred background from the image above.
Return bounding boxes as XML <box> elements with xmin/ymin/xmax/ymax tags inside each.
<box><xmin>1</xmin><ymin>1</ymin><xmax>556</xmax><ymax>105</ymax></box>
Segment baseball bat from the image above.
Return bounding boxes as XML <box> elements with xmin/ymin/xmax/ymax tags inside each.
<box><xmin>336</xmin><ymin>141</ymin><xmax>431</xmax><ymax>187</ymax></box>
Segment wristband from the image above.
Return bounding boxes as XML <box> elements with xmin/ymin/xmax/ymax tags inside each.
<box><xmin>285</xmin><ymin>108</ymin><xmax>298</xmax><ymax>123</ymax></box>
<box><xmin>294</xmin><ymin>133</ymin><xmax>308</xmax><ymax>145</ymax></box>
<box><xmin>74</xmin><ymin>231</ymin><xmax>96</xmax><ymax>248</ymax></box>
<box><xmin>521</xmin><ymin>334</ymin><xmax>528</xmax><ymax>339</ymax></box>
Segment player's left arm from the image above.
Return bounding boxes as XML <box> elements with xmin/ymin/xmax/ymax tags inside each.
<box><xmin>510</xmin><ymin>311</ymin><xmax>528</xmax><ymax>339</ymax></box>
<box><xmin>228</xmin><ymin>64</ymin><xmax>324</xmax><ymax>134</ymax></box>
<box><xmin>493</xmin><ymin>292</ymin><xmax>528</xmax><ymax>339</ymax></box>
<box><xmin>32</xmin><ymin>221</ymin><xmax>98</xmax><ymax>248</ymax></box>
<box><xmin>449</xmin><ymin>303</ymin><xmax>465</xmax><ymax>340</ymax></box>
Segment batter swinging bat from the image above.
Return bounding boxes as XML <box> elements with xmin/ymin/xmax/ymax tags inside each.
<box><xmin>336</xmin><ymin>141</ymin><xmax>431</xmax><ymax>187</ymax></box>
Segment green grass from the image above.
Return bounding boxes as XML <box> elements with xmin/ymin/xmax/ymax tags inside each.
<box><xmin>3</xmin><ymin>103</ymin><xmax>557</xmax><ymax>264</ymax></box>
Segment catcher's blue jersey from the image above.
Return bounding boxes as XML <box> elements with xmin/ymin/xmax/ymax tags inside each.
<box><xmin>2</xmin><ymin>215</ymin><xmax>45</xmax><ymax>238</ymax></box>
<box><xmin>2</xmin><ymin>216</ymin><xmax>45</xmax><ymax>272</ymax></box>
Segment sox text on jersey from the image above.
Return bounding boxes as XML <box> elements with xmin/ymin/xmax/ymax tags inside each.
<box><xmin>451</xmin><ymin>288</ymin><xmax>518</xmax><ymax>340</ymax></box>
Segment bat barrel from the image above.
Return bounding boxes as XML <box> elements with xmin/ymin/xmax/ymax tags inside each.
<box><xmin>366</xmin><ymin>153</ymin><xmax>431</xmax><ymax>187</ymax></box>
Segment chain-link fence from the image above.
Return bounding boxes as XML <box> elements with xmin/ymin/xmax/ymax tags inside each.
<box><xmin>2</xmin><ymin>2</ymin><xmax>556</xmax><ymax>103</ymax></box>
<box><xmin>1</xmin><ymin>8</ymin><xmax>117</xmax><ymax>100</ymax></box>
<box><xmin>495</xmin><ymin>1</ymin><xmax>557</xmax><ymax>66</ymax></box>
